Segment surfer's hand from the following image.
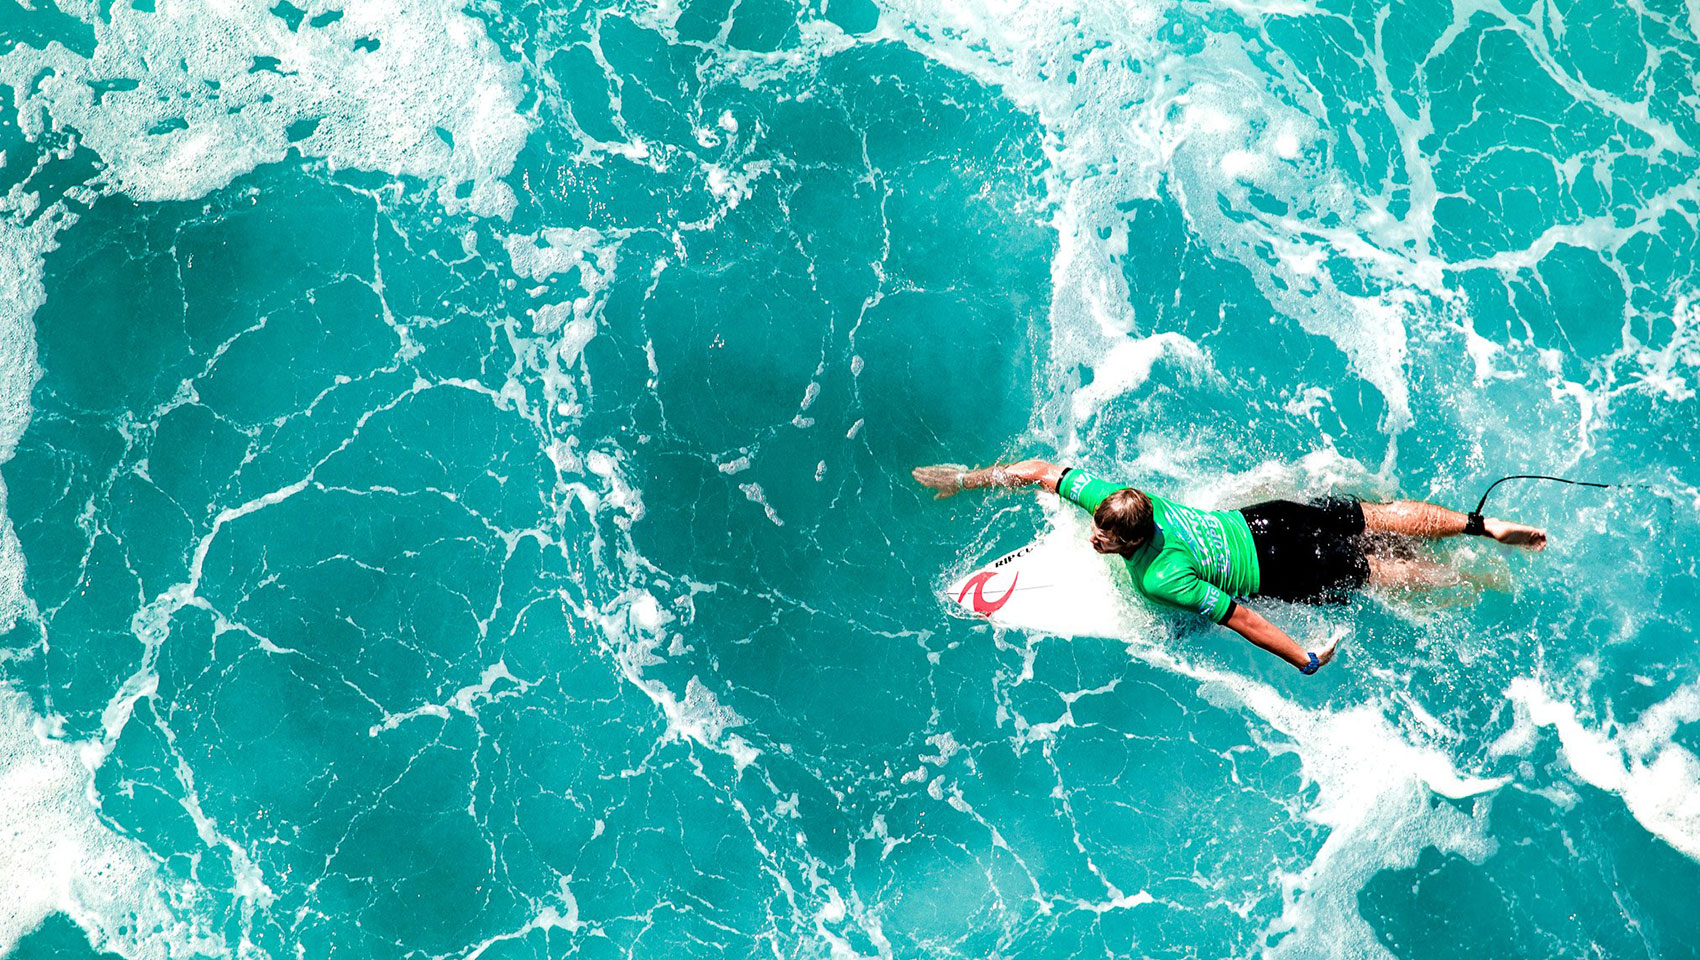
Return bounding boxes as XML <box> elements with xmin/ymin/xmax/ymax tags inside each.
<box><xmin>1312</xmin><ymin>627</ymin><xmax>1346</xmax><ymax>668</ymax></box>
<box><xmin>913</xmin><ymin>464</ymin><xmax>968</xmax><ymax>499</ymax></box>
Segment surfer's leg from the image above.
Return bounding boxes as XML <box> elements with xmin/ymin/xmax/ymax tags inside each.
<box><xmin>1360</xmin><ymin>500</ymin><xmax>1470</xmax><ymax>537</ymax></box>
<box><xmin>1360</xmin><ymin>500</ymin><xmax>1547</xmax><ymax>549</ymax></box>
<box><xmin>1365</xmin><ymin>555</ymin><xmax>1465</xmax><ymax>591</ymax></box>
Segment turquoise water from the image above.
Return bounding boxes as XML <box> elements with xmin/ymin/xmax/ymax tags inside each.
<box><xmin>0</xmin><ymin>0</ymin><xmax>1697</xmax><ymax>956</ymax></box>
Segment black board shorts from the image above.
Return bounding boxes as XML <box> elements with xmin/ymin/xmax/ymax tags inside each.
<box><xmin>1239</xmin><ymin>497</ymin><xmax>1369</xmax><ymax>603</ymax></box>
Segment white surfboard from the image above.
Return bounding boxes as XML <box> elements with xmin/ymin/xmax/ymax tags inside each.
<box><xmin>945</xmin><ymin>505</ymin><xmax>1152</xmax><ymax>639</ymax></box>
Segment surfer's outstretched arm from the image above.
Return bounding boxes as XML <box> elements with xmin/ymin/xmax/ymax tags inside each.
<box><xmin>912</xmin><ymin>459</ymin><xmax>1064</xmax><ymax>499</ymax></box>
<box><xmin>1223</xmin><ymin>603</ymin><xmax>1338</xmax><ymax>674</ymax></box>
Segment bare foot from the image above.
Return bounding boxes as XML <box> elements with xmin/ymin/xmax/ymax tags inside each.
<box><xmin>1485</xmin><ymin>518</ymin><xmax>1547</xmax><ymax>550</ymax></box>
<box><xmin>912</xmin><ymin>464</ymin><xmax>968</xmax><ymax>499</ymax></box>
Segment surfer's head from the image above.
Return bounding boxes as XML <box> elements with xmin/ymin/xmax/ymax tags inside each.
<box><xmin>1090</xmin><ymin>488</ymin><xmax>1155</xmax><ymax>556</ymax></box>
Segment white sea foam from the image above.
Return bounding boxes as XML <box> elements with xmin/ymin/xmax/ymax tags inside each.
<box><xmin>1128</xmin><ymin>446</ymin><xmax>1389</xmax><ymax>512</ymax></box>
<box><xmin>461</xmin><ymin>877</ymin><xmax>592</xmax><ymax>959</ymax></box>
<box><xmin>673</xmin><ymin>676</ymin><xmax>761</xmax><ymax>769</ymax></box>
<box><xmin>1496</xmin><ymin>677</ymin><xmax>1700</xmax><ymax>861</ymax></box>
<box><xmin>1281</xmin><ymin>385</ymin><xmax>1333</xmax><ymax>422</ymax></box>
<box><xmin>504</xmin><ymin>226</ymin><xmax>623</xmax><ymax>425</ymax></box>
<box><xmin>506</xmin><ymin>228</ymin><xmax>616</xmax><ymax>286</ymax></box>
<box><xmin>595</xmin><ymin>588</ymin><xmax>761</xmax><ymax>771</ymax></box>
<box><xmin>0</xmin><ymin>689</ymin><xmax>222</xmax><ymax>958</ymax></box>
<box><xmin>1239</xmin><ymin>682</ymin><xmax>1502</xmax><ymax>959</ymax></box>
<box><xmin>368</xmin><ymin>660</ymin><xmax>536</xmax><ymax>736</ymax></box>
<box><xmin>740</xmin><ymin>482</ymin><xmax>784</xmax><ymax>527</ymax></box>
<box><xmin>0</xmin><ymin>217</ymin><xmax>53</xmax><ymax>639</ymax></box>
<box><xmin>0</xmin><ymin>482</ymin><xmax>29</xmax><ymax>646</ymax></box>
<box><xmin>584</xmin><ymin>449</ymin><xmax>643</xmax><ymax>522</ymax></box>
<box><xmin>1069</xmin><ymin>331</ymin><xmax>1207</xmax><ymax>424</ymax></box>
<box><xmin>0</xmin><ymin>219</ymin><xmax>47</xmax><ymax>469</ymax></box>
<box><xmin>0</xmin><ymin>0</ymin><xmax>530</xmax><ymax>216</ymax></box>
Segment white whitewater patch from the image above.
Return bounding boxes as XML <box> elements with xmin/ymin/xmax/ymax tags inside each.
<box><xmin>0</xmin><ymin>689</ymin><xmax>223</xmax><ymax>958</ymax></box>
<box><xmin>593</xmin><ymin>588</ymin><xmax>762</xmax><ymax>771</ymax></box>
<box><xmin>0</xmin><ymin>486</ymin><xmax>28</xmax><ymax>651</ymax></box>
<box><xmin>0</xmin><ymin>0</ymin><xmax>530</xmax><ymax>216</ymax></box>
<box><xmin>1496</xmin><ymin>677</ymin><xmax>1700</xmax><ymax>861</ymax></box>
<box><xmin>368</xmin><ymin>660</ymin><xmax>537</xmax><ymax>736</ymax></box>
<box><xmin>1235</xmin><ymin>680</ymin><xmax>1503</xmax><ymax>958</ymax></box>
<box><xmin>583</xmin><ymin>449</ymin><xmax>643</xmax><ymax>523</ymax></box>
<box><xmin>504</xmin><ymin>226</ymin><xmax>625</xmax><ymax>417</ymax></box>
<box><xmin>1199</xmin><ymin>448</ymin><xmax>1391</xmax><ymax>506</ymax></box>
<box><xmin>703</xmin><ymin>159</ymin><xmax>772</xmax><ymax>212</ymax></box>
<box><xmin>739</xmin><ymin>482</ymin><xmax>784</xmax><ymax>527</ymax></box>
<box><xmin>1069</xmin><ymin>331</ymin><xmax>1207</xmax><ymax>425</ymax></box>
<box><xmin>506</xmin><ymin>227</ymin><xmax>618</xmax><ymax>287</ymax></box>
<box><xmin>0</xmin><ymin>218</ymin><xmax>48</xmax><ymax>469</ymax></box>
<box><xmin>0</xmin><ymin>215</ymin><xmax>55</xmax><ymax>639</ymax></box>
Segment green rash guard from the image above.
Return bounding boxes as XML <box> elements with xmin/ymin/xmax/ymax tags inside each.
<box><xmin>1058</xmin><ymin>468</ymin><xmax>1261</xmax><ymax>624</ymax></box>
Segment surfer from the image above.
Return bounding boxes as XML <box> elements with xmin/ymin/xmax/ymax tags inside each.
<box><xmin>912</xmin><ymin>460</ymin><xmax>1547</xmax><ymax>675</ymax></box>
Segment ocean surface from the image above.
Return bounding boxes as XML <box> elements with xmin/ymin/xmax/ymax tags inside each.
<box><xmin>0</xmin><ymin>0</ymin><xmax>1697</xmax><ymax>957</ymax></box>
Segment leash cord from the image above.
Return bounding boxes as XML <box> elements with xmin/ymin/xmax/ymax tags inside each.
<box><xmin>1472</xmin><ymin>474</ymin><xmax>1617</xmax><ymax>518</ymax></box>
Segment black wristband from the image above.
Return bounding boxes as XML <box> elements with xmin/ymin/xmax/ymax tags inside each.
<box><xmin>1463</xmin><ymin>513</ymin><xmax>1487</xmax><ymax>536</ymax></box>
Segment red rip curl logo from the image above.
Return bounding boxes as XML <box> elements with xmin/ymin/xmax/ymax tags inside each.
<box><xmin>956</xmin><ymin>570</ymin><xmax>1018</xmax><ymax>615</ymax></box>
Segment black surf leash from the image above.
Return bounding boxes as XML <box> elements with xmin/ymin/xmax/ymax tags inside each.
<box><xmin>1465</xmin><ymin>473</ymin><xmax>1663</xmax><ymax>534</ymax></box>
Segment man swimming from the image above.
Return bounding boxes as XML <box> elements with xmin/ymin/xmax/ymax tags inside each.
<box><xmin>913</xmin><ymin>459</ymin><xmax>1548</xmax><ymax>675</ymax></box>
